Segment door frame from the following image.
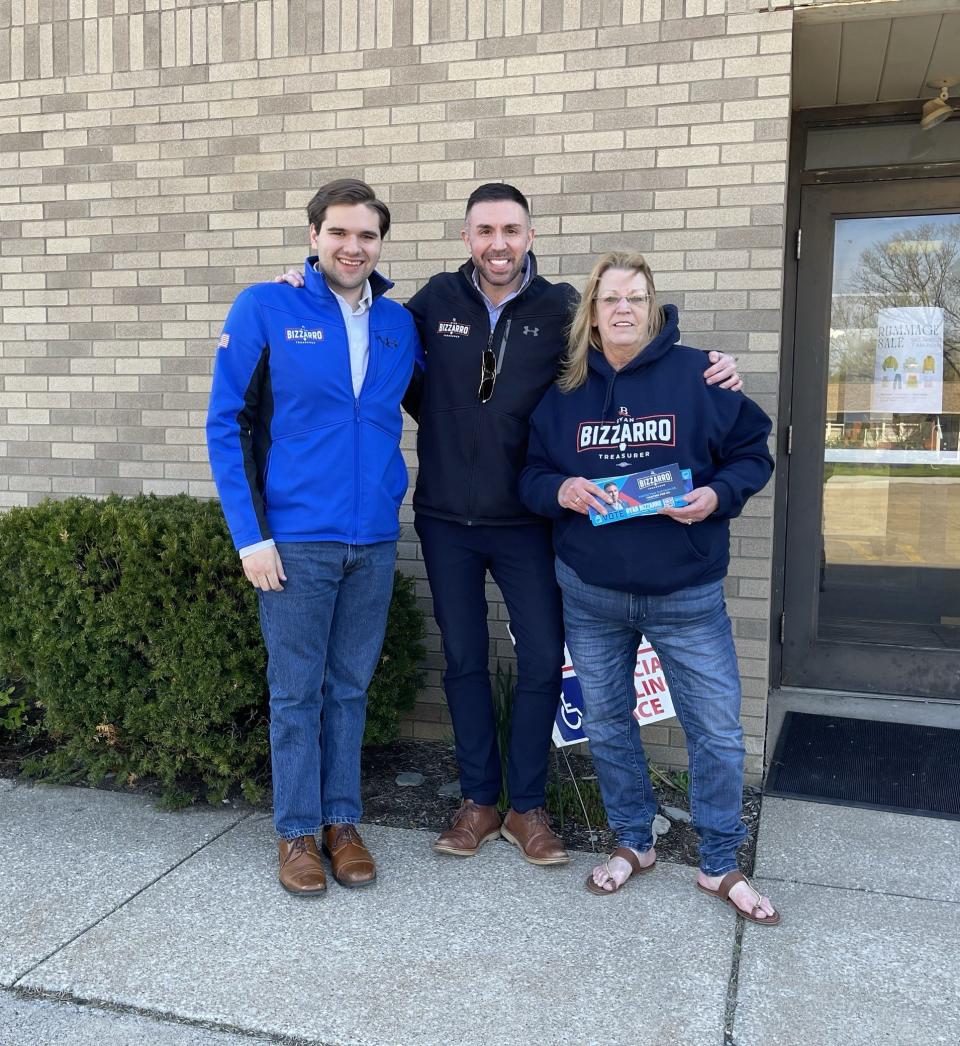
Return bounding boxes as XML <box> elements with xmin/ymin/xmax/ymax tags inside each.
<box><xmin>771</xmin><ymin>101</ymin><xmax>960</xmax><ymax>691</ymax></box>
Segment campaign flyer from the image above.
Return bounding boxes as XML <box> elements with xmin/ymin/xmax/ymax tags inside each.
<box><xmin>587</xmin><ymin>463</ymin><xmax>693</xmax><ymax>527</ymax></box>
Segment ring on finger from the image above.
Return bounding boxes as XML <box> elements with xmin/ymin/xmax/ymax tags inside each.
<box><xmin>573</xmin><ymin>495</ymin><xmax>582</xmax><ymax>504</ymax></box>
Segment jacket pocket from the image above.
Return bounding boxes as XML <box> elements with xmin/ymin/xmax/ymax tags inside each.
<box><xmin>264</xmin><ymin>424</ymin><xmax>353</xmax><ymax>528</ymax></box>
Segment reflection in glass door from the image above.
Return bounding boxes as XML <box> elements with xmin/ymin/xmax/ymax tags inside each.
<box><xmin>822</xmin><ymin>214</ymin><xmax>960</xmax><ymax>650</ymax></box>
<box><xmin>783</xmin><ymin>179</ymin><xmax>960</xmax><ymax>700</ymax></box>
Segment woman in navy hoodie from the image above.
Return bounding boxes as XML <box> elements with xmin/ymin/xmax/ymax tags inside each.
<box><xmin>520</xmin><ymin>251</ymin><xmax>780</xmax><ymax>925</ymax></box>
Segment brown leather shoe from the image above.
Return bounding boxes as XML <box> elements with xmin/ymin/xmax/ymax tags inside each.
<box><xmin>501</xmin><ymin>807</ymin><xmax>570</xmax><ymax>866</ymax></box>
<box><xmin>322</xmin><ymin>824</ymin><xmax>377</xmax><ymax>888</ymax></box>
<box><xmin>433</xmin><ymin>799</ymin><xmax>502</xmax><ymax>857</ymax></box>
<box><xmin>278</xmin><ymin>836</ymin><xmax>327</xmax><ymax>896</ymax></box>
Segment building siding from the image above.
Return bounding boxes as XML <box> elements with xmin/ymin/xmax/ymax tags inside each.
<box><xmin>0</xmin><ymin>0</ymin><xmax>790</xmax><ymax>778</ymax></box>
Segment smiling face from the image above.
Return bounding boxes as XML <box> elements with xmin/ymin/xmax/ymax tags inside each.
<box><xmin>461</xmin><ymin>199</ymin><xmax>535</xmax><ymax>304</ymax></box>
<box><xmin>310</xmin><ymin>203</ymin><xmax>383</xmax><ymax>304</ymax></box>
<box><xmin>592</xmin><ymin>268</ymin><xmax>652</xmax><ymax>365</ymax></box>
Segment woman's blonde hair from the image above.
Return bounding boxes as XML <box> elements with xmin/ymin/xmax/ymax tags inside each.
<box><xmin>558</xmin><ymin>251</ymin><xmax>662</xmax><ymax>393</ymax></box>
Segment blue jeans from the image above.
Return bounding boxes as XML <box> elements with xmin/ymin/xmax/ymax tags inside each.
<box><xmin>258</xmin><ymin>541</ymin><xmax>397</xmax><ymax>839</ymax></box>
<box><xmin>556</xmin><ymin>558</ymin><xmax>747</xmax><ymax>877</ymax></box>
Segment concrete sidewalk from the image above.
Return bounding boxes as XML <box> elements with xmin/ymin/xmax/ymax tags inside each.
<box><xmin>1</xmin><ymin>778</ymin><xmax>957</xmax><ymax>1046</ymax></box>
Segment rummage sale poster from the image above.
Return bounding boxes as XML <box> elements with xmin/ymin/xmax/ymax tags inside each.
<box><xmin>872</xmin><ymin>306</ymin><xmax>943</xmax><ymax>413</ymax></box>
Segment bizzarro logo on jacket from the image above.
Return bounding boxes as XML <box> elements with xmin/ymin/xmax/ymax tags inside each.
<box><xmin>577</xmin><ymin>413</ymin><xmax>675</xmax><ymax>452</ymax></box>
<box><xmin>285</xmin><ymin>327</ymin><xmax>324</xmax><ymax>344</ymax></box>
<box><xmin>437</xmin><ymin>318</ymin><xmax>470</xmax><ymax>338</ymax></box>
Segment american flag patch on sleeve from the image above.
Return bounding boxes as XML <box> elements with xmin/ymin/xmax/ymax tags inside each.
<box><xmin>218</xmin><ymin>333</ymin><xmax>230</xmax><ymax>349</ymax></box>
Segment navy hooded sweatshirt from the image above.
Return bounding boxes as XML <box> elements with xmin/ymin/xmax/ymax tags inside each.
<box><xmin>519</xmin><ymin>305</ymin><xmax>774</xmax><ymax>596</ymax></box>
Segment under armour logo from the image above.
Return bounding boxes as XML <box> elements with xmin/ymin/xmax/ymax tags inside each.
<box><xmin>523</xmin><ymin>325</ymin><xmax>539</xmax><ymax>337</ymax></box>
<box><xmin>377</xmin><ymin>334</ymin><xmax>398</xmax><ymax>350</ymax></box>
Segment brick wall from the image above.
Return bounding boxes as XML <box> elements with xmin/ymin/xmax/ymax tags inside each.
<box><xmin>0</xmin><ymin>0</ymin><xmax>791</xmax><ymax>778</ymax></box>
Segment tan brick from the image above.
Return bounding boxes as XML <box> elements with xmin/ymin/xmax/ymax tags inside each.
<box><xmin>691</xmin><ymin>121</ymin><xmax>755</xmax><ymax>144</ymax></box>
<box><xmin>721</xmin><ymin>141</ymin><xmax>787</xmax><ymax>164</ymax></box>
<box><xmin>720</xmin><ymin>184</ymin><xmax>784</xmax><ymax>206</ymax></box>
<box><xmin>758</xmin><ymin>76</ymin><xmax>791</xmax><ymax>98</ymax></box>
<box><xmin>687</xmin><ymin>164</ymin><xmax>753</xmax><ymax>186</ymax></box>
<box><xmin>506</xmin><ymin>53</ymin><xmax>565</xmax><ymax>76</ymax></box>
<box><xmin>724</xmin><ymin>53</ymin><xmax>790</xmax><ymax>78</ymax></box>
<box><xmin>563</xmin><ymin>130</ymin><xmax>623</xmax><ymax>152</ymax></box>
<box><xmin>530</xmin><ymin>151</ymin><xmax>591</xmax><ymax>176</ymax></box>
<box><xmin>506</xmin><ymin>134</ymin><xmax>562</xmax><ymax>156</ymax></box>
<box><xmin>419</xmin><ymin>41</ymin><xmax>478</xmax><ymax>63</ymax></box>
<box><xmin>504</xmin><ymin>95</ymin><xmax>564</xmax><ymax>116</ymax></box>
<box><xmin>659</xmin><ymin>58</ymin><xmax>723</xmax><ymax>84</ymax></box>
<box><xmin>561</xmin><ymin>214</ymin><xmax>623</xmax><ymax>234</ymax></box>
<box><xmin>656</xmin><ymin>144</ymin><xmax>720</xmax><ymax>167</ymax></box>
<box><xmin>692</xmin><ymin>35</ymin><xmax>758</xmax><ymax>60</ymax></box>
<box><xmin>475</xmin><ymin>76</ymin><xmax>535</xmax><ymax>98</ymax></box>
<box><xmin>535</xmin><ymin>70</ymin><xmax>596</xmax><ymax>93</ymax></box>
<box><xmin>535</xmin><ymin>113</ymin><xmax>595</xmax><ymax>133</ymax></box>
<box><xmin>595</xmin><ymin>66</ymin><xmax>658</xmax><ymax>89</ymax></box>
<box><xmin>759</xmin><ymin>31</ymin><xmax>792</xmax><ymax>55</ymax></box>
<box><xmin>447</xmin><ymin>58</ymin><xmax>505</xmax><ymax>81</ymax></box>
<box><xmin>722</xmin><ymin>97</ymin><xmax>789</xmax><ymax>121</ymax></box>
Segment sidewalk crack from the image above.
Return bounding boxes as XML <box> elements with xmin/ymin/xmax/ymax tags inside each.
<box><xmin>10</xmin><ymin>810</ymin><xmax>255</xmax><ymax>987</ymax></box>
<box><xmin>1</xmin><ymin>985</ymin><xmax>328</xmax><ymax>1045</ymax></box>
<box><xmin>721</xmin><ymin>920</ymin><xmax>745</xmax><ymax>1046</ymax></box>
<box><xmin>753</xmin><ymin>873</ymin><xmax>957</xmax><ymax>906</ymax></box>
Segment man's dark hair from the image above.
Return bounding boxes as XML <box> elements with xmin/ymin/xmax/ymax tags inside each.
<box><xmin>465</xmin><ymin>182</ymin><xmax>530</xmax><ymax>219</ymax></box>
<box><xmin>306</xmin><ymin>178</ymin><xmax>391</xmax><ymax>238</ymax></box>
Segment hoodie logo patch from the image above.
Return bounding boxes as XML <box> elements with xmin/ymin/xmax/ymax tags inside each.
<box><xmin>523</xmin><ymin>325</ymin><xmax>539</xmax><ymax>337</ymax></box>
<box><xmin>285</xmin><ymin>327</ymin><xmax>324</xmax><ymax>344</ymax></box>
<box><xmin>578</xmin><ymin>414</ymin><xmax>675</xmax><ymax>454</ymax></box>
<box><xmin>437</xmin><ymin>319</ymin><xmax>470</xmax><ymax>338</ymax></box>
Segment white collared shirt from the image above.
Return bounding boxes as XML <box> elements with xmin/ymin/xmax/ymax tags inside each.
<box><xmin>328</xmin><ymin>277</ymin><xmax>374</xmax><ymax>399</ymax></box>
<box><xmin>472</xmin><ymin>255</ymin><xmax>532</xmax><ymax>331</ymax></box>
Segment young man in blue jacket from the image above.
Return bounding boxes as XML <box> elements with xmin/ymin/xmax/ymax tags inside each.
<box><xmin>206</xmin><ymin>179</ymin><xmax>422</xmax><ymax>896</ymax></box>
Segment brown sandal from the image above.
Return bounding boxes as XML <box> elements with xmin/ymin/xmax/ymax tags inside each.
<box><xmin>696</xmin><ymin>870</ymin><xmax>781</xmax><ymax>926</ymax></box>
<box><xmin>585</xmin><ymin>846</ymin><xmax>656</xmax><ymax>896</ymax></box>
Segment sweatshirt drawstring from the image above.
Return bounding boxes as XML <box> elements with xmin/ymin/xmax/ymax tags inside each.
<box><xmin>601</xmin><ymin>372</ymin><xmax>616</xmax><ymax>419</ymax></box>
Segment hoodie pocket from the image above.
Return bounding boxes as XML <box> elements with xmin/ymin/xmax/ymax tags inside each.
<box><xmin>681</xmin><ymin>525</ymin><xmax>710</xmax><ymax>562</ymax></box>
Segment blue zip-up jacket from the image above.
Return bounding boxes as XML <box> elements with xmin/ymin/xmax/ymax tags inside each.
<box><xmin>519</xmin><ymin>305</ymin><xmax>773</xmax><ymax>595</ymax></box>
<box><xmin>205</xmin><ymin>260</ymin><xmax>423</xmax><ymax>551</ymax></box>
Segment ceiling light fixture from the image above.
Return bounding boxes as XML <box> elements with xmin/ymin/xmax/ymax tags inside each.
<box><xmin>920</xmin><ymin>77</ymin><xmax>959</xmax><ymax>131</ymax></box>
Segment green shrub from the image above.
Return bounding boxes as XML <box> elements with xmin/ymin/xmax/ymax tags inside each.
<box><xmin>0</xmin><ymin>681</ymin><xmax>29</xmax><ymax>735</ymax></box>
<box><xmin>0</xmin><ymin>494</ymin><xmax>424</xmax><ymax>806</ymax></box>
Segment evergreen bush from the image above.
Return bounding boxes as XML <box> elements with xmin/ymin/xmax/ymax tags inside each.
<box><xmin>0</xmin><ymin>494</ymin><xmax>424</xmax><ymax>806</ymax></box>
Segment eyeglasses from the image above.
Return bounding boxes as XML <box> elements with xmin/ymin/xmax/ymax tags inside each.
<box><xmin>478</xmin><ymin>347</ymin><xmax>497</xmax><ymax>403</ymax></box>
<box><xmin>594</xmin><ymin>294</ymin><xmax>650</xmax><ymax>309</ymax></box>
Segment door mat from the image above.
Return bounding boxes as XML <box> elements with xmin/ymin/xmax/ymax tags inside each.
<box><xmin>765</xmin><ymin>712</ymin><xmax>960</xmax><ymax>820</ymax></box>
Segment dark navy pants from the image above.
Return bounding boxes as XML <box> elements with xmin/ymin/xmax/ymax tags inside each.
<box><xmin>414</xmin><ymin>514</ymin><xmax>563</xmax><ymax>812</ymax></box>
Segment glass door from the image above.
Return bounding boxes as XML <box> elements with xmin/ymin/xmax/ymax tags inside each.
<box><xmin>782</xmin><ymin>178</ymin><xmax>960</xmax><ymax>699</ymax></box>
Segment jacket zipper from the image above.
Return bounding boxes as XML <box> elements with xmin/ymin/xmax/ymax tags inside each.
<box><xmin>460</xmin><ymin>265</ymin><xmax>531</xmax><ymax>524</ymax></box>
<box><xmin>465</xmin><ymin>325</ymin><xmax>495</xmax><ymax>524</ymax></box>
<box><xmin>325</xmin><ymin>298</ymin><xmax>362</xmax><ymax>544</ymax></box>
